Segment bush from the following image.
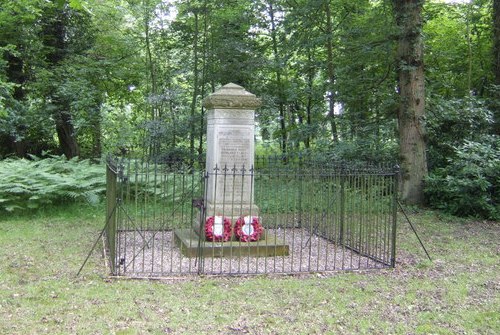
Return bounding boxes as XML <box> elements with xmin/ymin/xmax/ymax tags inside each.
<box><xmin>425</xmin><ymin>135</ymin><xmax>499</xmax><ymax>220</ymax></box>
<box><xmin>0</xmin><ymin>155</ymin><xmax>105</xmax><ymax>212</ymax></box>
<box><xmin>426</xmin><ymin>95</ymin><xmax>493</xmax><ymax>169</ymax></box>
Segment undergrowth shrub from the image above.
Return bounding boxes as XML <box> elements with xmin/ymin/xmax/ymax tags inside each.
<box><xmin>426</xmin><ymin>95</ymin><xmax>492</xmax><ymax>170</ymax></box>
<box><xmin>0</xmin><ymin>155</ymin><xmax>105</xmax><ymax>212</ymax></box>
<box><xmin>425</xmin><ymin>136</ymin><xmax>499</xmax><ymax>220</ymax></box>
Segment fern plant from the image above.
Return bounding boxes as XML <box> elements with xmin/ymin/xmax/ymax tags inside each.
<box><xmin>0</xmin><ymin>155</ymin><xmax>106</xmax><ymax>212</ymax></box>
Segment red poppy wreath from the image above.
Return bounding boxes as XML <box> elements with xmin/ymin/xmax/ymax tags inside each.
<box><xmin>205</xmin><ymin>216</ymin><xmax>232</xmax><ymax>242</ymax></box>
<box><xmin>234</xmin><ymin>216</ymin><xmax>264</xmax><ymax>242</ymax></box>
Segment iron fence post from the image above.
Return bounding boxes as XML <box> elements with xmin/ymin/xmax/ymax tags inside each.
<box><xmin>298</xmin><ymin>155</ymin><xmax>303</xmax><ymax>228</ymax></box>
<box><xmin>106</xmin><ymin>159</ymin><xmax>118</xmax><ymax>274</ymax></box>
<box><xmin>391</xmin><ymin>165</ymin><xmax>400</xmax><ymax>268</ymax></box>
<box><xmin>197</xmin><ymin>170</ymin><xmax>210</xmax><ymax>274</ymax></box>
<box><xmin>339</xmin><ymin>171</ymin><xmax>345</xmax><ymax>246</ymax></box>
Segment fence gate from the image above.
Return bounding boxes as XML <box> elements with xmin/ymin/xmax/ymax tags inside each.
<box><xmin>104</xmin><ymin>156</ymin><xmax>398</xmax><ymax>277</ymax></box>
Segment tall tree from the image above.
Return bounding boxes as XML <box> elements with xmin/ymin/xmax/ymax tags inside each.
<box><xmin>392</xmin><ymin>0</ymin><xmax>428</xmax><ymax>205</ymax></box>
<box><xmin>0</xmin><ymin>0</ymin><xmax>48</xmax><ymax>157</ymax></box>
<box><xmin>494</xmin><ymin>0</ymin><xmax>500</xmax><ymax>134</ymax></box>
<box><xmin>324</xmin><ymin>0</ymin><xmax>340</xmax><ymax>142</ymax></box>
<box><xmin>40</xmin><ymin>1</ymin><xmax>90</xmax><ymax>158</ymax></box>
<box><xmin>189</xmin><ymin>8</ymin><xmax>200</xmax><ymax>162</ymax></box>
<box><xmin>267</xmin><ymin>0</ymin><xmax>288</xmax><ymax>154</ymax></box>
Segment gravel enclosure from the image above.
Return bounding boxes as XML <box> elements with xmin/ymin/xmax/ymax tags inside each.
<box><xmin>115</xmin><ymin>228</ymin><xmax>390</xmax><ymax>277</ymax></box>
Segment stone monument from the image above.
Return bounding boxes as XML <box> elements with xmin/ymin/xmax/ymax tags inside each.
<box><xmin>174</xmin><ymin>83</ymin><xmax>289</xmax><ymax>257</ymax></box>
<box><xmin>203</xmin><ymin>83</ymin><xmax>261</xmax><ymax>220</ymax></box>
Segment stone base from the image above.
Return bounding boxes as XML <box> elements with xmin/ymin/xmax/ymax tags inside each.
<box><xmin>174</xmin><ymin>229</ymin><xmax>289</xmax><ymax>258</ymax></box>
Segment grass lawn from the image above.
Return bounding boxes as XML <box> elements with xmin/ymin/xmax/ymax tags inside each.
<box><xmin>0</xmin><ymin>204</ymin><xmax>498</xmax><ymax>334</ymax></box>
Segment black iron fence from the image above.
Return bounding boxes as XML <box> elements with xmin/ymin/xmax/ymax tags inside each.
<box><xmin>104</xmin><ymin>155</ymin><xmax>399</xmax><ymax>277</ymax></box>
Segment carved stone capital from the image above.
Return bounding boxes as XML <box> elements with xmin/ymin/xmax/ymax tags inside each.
<box><xmin>203</xmin><ymin>83</ymin><xmax>262</xmax><ymax>109</ymax></box>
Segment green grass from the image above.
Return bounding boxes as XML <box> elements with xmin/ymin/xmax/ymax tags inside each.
<box><xmin>0</xmin><ymin>204</ymin><xmax>499</xmax><ymax>334</ymax></box>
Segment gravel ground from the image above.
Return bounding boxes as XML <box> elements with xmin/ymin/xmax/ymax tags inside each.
<box><xmin>116</xmin><ymin>228</ymin><xmax>390</xmax><ymax>277</ymax></box>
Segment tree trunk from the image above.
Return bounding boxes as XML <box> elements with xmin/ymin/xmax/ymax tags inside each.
<box><xmin>198</xmin><ymin>2</ymin><xmax>209</xmax><ymax>161</ymax></box>
<box><xmin>269</xmin><ymin>2</ymin><xmax>287</xmax><ymax>155</ymax></box>
<box><xmin>5</xmin><ymin>53</ymin><xmax>29</xmax><ymax>157</ymax></box>
<box><xmin>493</xmin><ymin>0</ymin><xmax>500</xmax><ymax>135</ymax></box>
<box><xmin>144</xmin><ymin>0</ymin><xmax>158</xmax><ymax>121</ymax></box>
<box><xmin>43</xmin><ymin>6</ymin><xmax>80</xmax><ymax>159</ymax></box>
<box><xmin>143</xmin><ymin>0</ymin><xmax>160</xmax><ymax>159</ymax></box>
<box><xmin>190</xmin><ymin>10</ymin><xmax>200</xmax><ymax>165</ymax></box>
<box><xmin>168</xmin><ymin>83</ymin><xmax>177</xmax><ymax>147</ymax></box>
<box><xmin>393</xmin><ymin>0</ymin><xmax>428</xmax><ymax>205</ymax></box>
<box><xmin>56</xmin><ymin>110</ymin><xmax>80</xmax><ymax>159</ymax></box>
<box><xmin>91</xmin><ymin>110</ymin><xmax>102</xmax><ymax>159</ymax></box>
<box><xmin>305</xmin><ymin>50</ymin><xmax>314</xmax><ymax>149</ymax></box>
<box><xmin>324</xmin><ymin>1</ymin><xmax>339</xmax><ymax>142</ymax></box>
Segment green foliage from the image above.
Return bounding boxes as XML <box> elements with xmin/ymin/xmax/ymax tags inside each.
<box><xmin>0</xmin><ymin>155</ymin><xmax>105</xmax><ymax>212</ymax></box>
<box><xmin>256</xmin><ymin>176</ymin><xmax>393</xmax><ymax>216</ymax></box>
<box><xmin>124</xmin><ymin>167</ymin><xmax>201</xmax><ymax>201</ymax></box>
<box><xmin>424</xmin><ymin>0</ymin><xmax>492</xmax><ymax>97</ymax></box>
<box><xmin>0</xmin><ymin>0</ymin><xmax>498</xmax><ymax>210</ymax></box>
<box><xmin>426</xmin><ymin>95</ymin><xmax>493</xmax><ymax>169</ymax></box>
<box><xmin>425</xmin><ymin>135</ymin><xmax>500</xmax><ymax>220</ymax></box>
<box><xmin>425</xmin><ymin>93</ymin><xmax>498</xmax><ymax>219</ymax></box>
<box><xmin>324</xmin><ymin>138</ymin><xmax>398</xmax><ymax>165</ymax></box>
<box><xmin>0</xmin><ymin>0</ymin><xmax>144</xmax><ymax>158</ymax></box>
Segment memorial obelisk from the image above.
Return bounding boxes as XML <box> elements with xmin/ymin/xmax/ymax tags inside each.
<box><xmin>203</xmin><ymin>83</ymin><xmax>261</xmax><ymax>219</ymax></box>
<box><xmin>174</xmin><ymin>83</ymin><xmax>288</xmax><ymax>257</ymax></box>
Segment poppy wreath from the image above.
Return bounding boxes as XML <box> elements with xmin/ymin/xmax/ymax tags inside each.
<box><xmin>205</xmin><ymin>216</ymin><xmax>232</xmax><ymax>242</ymax></box>
<box><xmin>234</xmin><ymin>216</ymin><xmax>264</xmax><ymax>242</ymax></box>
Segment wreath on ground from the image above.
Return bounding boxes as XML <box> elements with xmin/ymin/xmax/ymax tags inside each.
<box><xmin>205</xmin><ymin>216</ymin><xmax>232</xmax><ymax>242</ymax></box>
<box><xmin>234</xmin><ymin>216</ymin><xmax>264</xmax><ymax>242</ymax></box>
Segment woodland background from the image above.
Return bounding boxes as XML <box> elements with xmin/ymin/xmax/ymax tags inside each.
<box><xmin>0</xmin><ymin>0</ymin><xmax>498</xmax><ymax>219</ymax></box>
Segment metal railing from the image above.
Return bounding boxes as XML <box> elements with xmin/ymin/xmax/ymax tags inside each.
<box><xmin>104</xmin><ymin>155</ymin><xmax>399</xmax><ymax>277</ymax></box>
